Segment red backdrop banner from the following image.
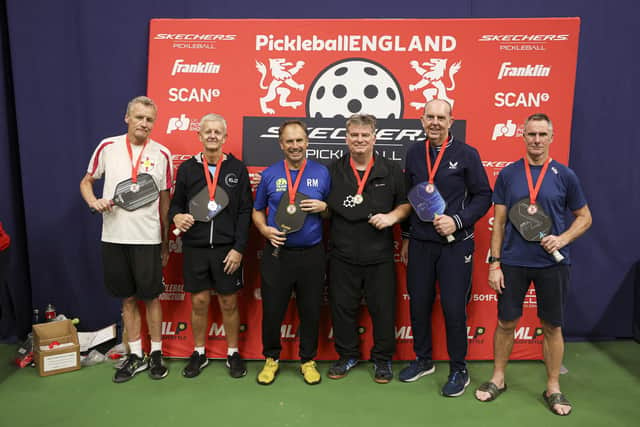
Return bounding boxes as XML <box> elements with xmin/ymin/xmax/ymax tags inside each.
<box><xmin>146</xmin><ymin>18</ymin><xmax>580</xmax><ymax>360</ymax></box>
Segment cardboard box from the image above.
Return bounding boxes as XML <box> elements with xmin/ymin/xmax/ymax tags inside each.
<box><xmin>33</xmin><ymin>320</ymin><xmax>80</xmax><ymax>376</ymax></box>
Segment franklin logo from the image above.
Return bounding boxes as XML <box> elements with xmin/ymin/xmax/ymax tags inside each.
<box><xmin>256</xmin><ymin>58</ymin><xmax>305</xmax><ymax>115</ymax></box>
<box><xmin>224</xmin><ymin>173</ymin><xmax>239</xmax><ymax>187</ymax></box>
<box><xmin>171</xmin><ymin>59</ymin><xmax>221</xmax><ymax>76</ymax></box>
<box><xmin>497</xmin><ymin>62</ymin><xmax>551</xmax><ymax>80</ymax></box>
<box><xmin>409</xmin><ymin>58</ymin><xmax>461</xmax><ymax>110</ymax></box>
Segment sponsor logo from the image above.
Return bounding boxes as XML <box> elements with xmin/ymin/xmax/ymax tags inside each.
<box><xmin>307</xmin><ymin>58</ymin><xmax>403</xmax><ymax>119</ymax></box>
<box><xmin>482</xmin><ymin>160</ymin><xmax>515</xmax><ymax>177</ymax></box>
<box><xmin>275</xmin><ymin>177</ymin><xmax>287</xmax><ymax>192</ymax></box>
<box><xmin>395</xmin><ymin>326</ymin><xmax>413</xmax><ymax>340</ymax></box>
<box><xmin>498</xmin><ymin>62</ymin><xmax>551</xmax><ymax>79</ymax></box>
<box><xmin>281</xmin><ymin>324</ymin><xmax>298</xmax><ymax>340</ymax></box>
<box><xmin>154</xmin><ymin>33</ymin><xmax>236</xmax><ymax>50</ymax></box>
<box><xmin>243</xmin><ymin>117</ymin><xmax>467</xmax><ymax>167</ymax></box>
<box><xmin>256</xmin><ymin>58</ymin><xmax>305</xmax><ymax>115</ymax></box>
<box><xmin>448</xmin><ymin>161</ymin><xmax>458</xmax><ymax>169</ymax></box>
<box><xmin>514</xmin><ymin>326</ymin><xmax>544</xmax><ymax>343</ymax></box>
<box><xmin>168</xmin><ymin>236</ymin><xmax>182</xmax><ymax>254</ymax></box>
<box><xmin>467</xmin><ymin>326</ymin><xmax>487</xmax><ymax>343</ymax></box>
<box><xmin>255</xmin><ymin>34</ymin><xmax>456</xmax><ymax>53</ymax></box>
<box><xmin>494</xmin><ymin>92</ymin><xmax>550</xmax><ymax>108</ymax></box>
<box><xmin>208</xmin><ymin>322</ymin><xmax>226</xmax><ymax>337</ymax></box>
<box><xmin>171</xmin><ymin>59</ymin><xmax>221</xmax><ymax>76</ymax></box>
<box><xmin>478</xmin><ymin>34</ymin><xmax>569</xmax><ymax>42</ymax></box>
<box><xmin>161</xmin><ymin>321</ymin><xmax>188</xmax><ymax>340</ymax></box>
<box><xmin>524</xmin><ymin>288</ymin><xmax>537</xmax><ymax>308</ymax></box>
<box><xmin>168</xmin><ymin>88</ymin><xmax>221</xmax><ymax>103</ymax></box>
<box><xmin>492</xmin><ymin>120</ymin><xmax>515</xmax><ymax>140</ymax></box>
<box><xmin>224</xmin><ymin>173</ymin><xmax>239</xmax><ymax>187</ymax></box>
<box><xmin>159</xmin><ymin>283</ymin><xmax>185</xmax><ymax>301</ymax></box>
<box><xmin>472</xmin><ymin>293</ymin><xmax>498</xmax><ymax>303</ymax></box>
<box><xmin>479</xmin><ymin>34</ymin><xmax>568</xmax><ymax>53</ymax></box>
<box><xmin>408</xmin><ymin>58</ymin><xmax>461</xmax><ymax>110</ymax></box>
<box><xmin>167</xmin><ymin>114</ymin><xmax>200</xmax><ymax>134</ymax></box>
<box><xmin>464</xmin><ymin>255</ymin><xmax>472</xmax><ymax>264</ymax></box>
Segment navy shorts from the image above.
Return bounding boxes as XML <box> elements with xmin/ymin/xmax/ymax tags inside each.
<box><xmin>183</xmin><ymin>245</ymin><xmax>243</xmax><ymax>295</ymax></box>
<box><xmin>498</xmin><ymin>264</ymin><xmax>570</xmax><ymax>327</ymax></box>
<box><xmin>102</xmin><ymin>242</ymin><xmax>163</xmax><ymax>300</ymax></box>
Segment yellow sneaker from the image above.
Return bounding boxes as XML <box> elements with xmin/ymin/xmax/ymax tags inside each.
<box><xmin>300</xmin><ymin>360</ymin><xmax>321</xmax><ymax>385</ymax></box>
<box><xmin>257</xmin><ymin>358</ymin><xmax>279</xmax><ymax>385</ymax></box>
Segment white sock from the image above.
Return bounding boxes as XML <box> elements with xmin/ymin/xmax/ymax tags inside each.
<box><xmin>195</xmin><ymin>346</ymin><xmax>205</xmax><ymax>356</ymax></box>
<box><xmin>150</xmin><ymin>341</ymin><xmax>162</xmax><ymax>354</ymax></box>
<box><xmin>227</xmin><ymin>347</ymin><xmax>239</xmax><ymax>356</ymax></box>
<box><xmin>129</xmin><ymin>339</ymin><xmax>143</xmax><ymax>358</ymax></box>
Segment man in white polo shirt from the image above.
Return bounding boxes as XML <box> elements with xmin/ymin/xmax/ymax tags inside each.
<box><xmin>80</xmin><ymin>96</ymin><xmax>173</xmax><ymax>383</ymax></box>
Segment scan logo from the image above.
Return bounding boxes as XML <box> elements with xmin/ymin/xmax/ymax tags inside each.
<box><xmin>307</xmin><ymin>58</ymin><xmax>403</xmax><ymax>119</ymax></box>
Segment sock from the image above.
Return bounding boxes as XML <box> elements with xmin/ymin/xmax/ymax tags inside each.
<box><xmin>195</xmin><ymin>346</ymin><xmax>205</xmax><ymax>356</ymax></box>
<box><xmin>227</xmin><ymin>347</ymin><xmax>238</xmax><ymax>356</ymax></box>
<box><xmin>129</xmin><ymin>339</ymin><xmax>143</xmax><ymax>358</ymax></box>
<box><xmin>150</xmin><ymin>341</ymin><xmax>162</xmax><ymax>354</ymax></box>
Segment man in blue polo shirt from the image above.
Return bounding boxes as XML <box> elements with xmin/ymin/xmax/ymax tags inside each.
<box><xmin>252</xmin><ymin>120</ymin><xmax>330</xmax><ymax>385</ymax></box>
<box><xmin>474</xmin><ymin>113</ymin><xmax>591</xmax><ymax>416</ymax></box>
<box><xmin>400</xmin><ymin>99</ymin><xmax>492</xmax><ymax>396</ymax></box>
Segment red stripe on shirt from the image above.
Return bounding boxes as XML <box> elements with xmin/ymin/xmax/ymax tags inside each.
<box><xmin>89</xmin><ymin>140</ymin><xmax>115</xmax><ymax>175</ymax></box>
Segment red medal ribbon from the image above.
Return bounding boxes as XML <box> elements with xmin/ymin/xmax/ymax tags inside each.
<box><xmin>284</xmin><ymin>159</ymin><xmax>307</xmax><ymax>205</ymax></box>
<box><xmin>349</xmin><ymin>156</ymin><xmax>374</xmax><ymax>196</ymax></box>
<box><xmin>425</xmin><ymin>136</ymin><xmax>450</xmax><ymax>184</ymax></box>
<box><xmin>126</xmin><ymin>137</ymin><xmax>148</xmax><ymax>183</ymax></box>
<box><xmin>524</xmin><ymin>157</ymin><xmax>551</xmax><ymax>206</ymax></box>
<box><xmin>202</xmin><ymin>152</ymin><xmax>224</xmax><ymax>203</ymax></box>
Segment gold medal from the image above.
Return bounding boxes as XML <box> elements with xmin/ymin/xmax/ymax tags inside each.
<box><xmin>286</xmin><ymin>204</ymin><xmax>297</xmax><ymax>215</ymax></box>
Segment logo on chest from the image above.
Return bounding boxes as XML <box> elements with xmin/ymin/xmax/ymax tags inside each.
<box><xmin>140</xmin><ymin>156</ymin><xmax>156</xmax><ymax>172</ymax></box>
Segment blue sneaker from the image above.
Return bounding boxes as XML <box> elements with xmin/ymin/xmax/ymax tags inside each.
<box><xmin>399</xmin><ymin>358</ymin><xmax>435</xmax><ymax>382</ymax></box>
<box><xmin>327</xmin><ymin>358</ymin><xmax>358</xmax><ymax>379</ymax></box>
<box><xmin>442</xmin><ymin>369</ymin><xmax>470</xmax><ymax>397</ymax></box>
<box><xmin>373</xmin><ymin>360</ymin><xmax>393</xmax><ymax>384</ymax></box>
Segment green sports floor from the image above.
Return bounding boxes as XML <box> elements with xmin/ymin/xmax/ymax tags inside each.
<box><xmin>1</xmin><ymin>340</ymin><xmax>638</xmax><ymax>427</ymax></box>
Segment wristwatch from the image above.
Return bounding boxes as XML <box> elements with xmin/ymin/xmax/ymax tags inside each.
<box><xmin>488</xmin><ymin>256</ymin><xmax>501</xmax><ymax>264</ymax></box>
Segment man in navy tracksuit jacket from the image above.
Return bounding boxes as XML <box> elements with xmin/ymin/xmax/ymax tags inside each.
<box><xmin>400</xmin><ymin>100</ymin><xmax>491</xmax><ymax>397</ymax></box>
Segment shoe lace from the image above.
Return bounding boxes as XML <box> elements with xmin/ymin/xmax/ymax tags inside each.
<box><xmin>449</xmin><ymin>370</ymin><xmax>465</xmax><ymax>383</ymax></box>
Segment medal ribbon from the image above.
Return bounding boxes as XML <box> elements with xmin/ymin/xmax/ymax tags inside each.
<box><xmin>126</xmin><ymin>137</ymin><xmax>148</xmax><ymax>183</ymax></box>
<box><xmin>284</xmin><ymin>159</ymin><xmax>307</xmax><ymax>205</ymax></box>
<box><xmin>425</xmin><ymin>136</ymin><xmax>450</xmax><ymax>184</ymax></box>
<box><xmin>202</xmin><ymin>152</ymin><xmax>224</xmax><ymax>203</ymax></box>
<box><xmin>524</xmin><ymin>157</ymin><xmax>551</xmax><ymax>206</ymax></box>
<box><xmin>349</xmin><ymin>156</ymin><xmax>374</xmax><ymax>196</ymax></box>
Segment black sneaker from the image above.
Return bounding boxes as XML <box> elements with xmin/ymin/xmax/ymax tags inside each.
<box><xmin>327</xmin><ymin>358</ymin><xmax>358</xmax><ymax>379</ymax></box>
<box><xmin>373</xmin><ymin>360</ymin><xmax>393</xmax><ymax>384</ymax></box>
<box><xmin>182</xmin><ymin>351</ymin><xmax>209</xmax><ymax>378</ymax></box>
<box><xmin>226</xmin><ymin>352</ymin><xmax>247</xmax><ymax>378</ymax></box>
<box><xmin>113</xmin><ymin>353</ymin><xmax>148</xmax><ymax>383</ymax></box>
<box><xmin>148</xmin><ymin>350</ymin><xmax>168</xmax><ymax>380</ymax></box>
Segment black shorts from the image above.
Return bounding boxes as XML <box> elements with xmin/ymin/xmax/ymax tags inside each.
<box><xmin>498</xmin><ymin>264</ymin><xmax>570</xmax><ymax>327</ymax></box>
<box><xmin>183</xmin><ymin>245</ymin><xmax>243</xmax><ymax>295</ymax></box>
<box><xmin>102</xmin><ymin>242</ymin><xmax>163</xmax><ymax>300</ymax></box>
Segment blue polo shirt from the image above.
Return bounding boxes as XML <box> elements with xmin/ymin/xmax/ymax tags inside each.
<box><xmin>254</xmin><ymin>159</ymin><xmax>330</xmax><ymax>247</ymax></box>
<box><xmin>493</xmin><ymin>159</ymin><xmax>587</xmax><ymax>267</ymax></box>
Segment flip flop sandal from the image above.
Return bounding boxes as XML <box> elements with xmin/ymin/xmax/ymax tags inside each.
<box><xmin>542</xmin><ymin>391</ymin><xmax>572</xmax><ymax>416</ymax></box>
<box><xmin>475</xmin><ymin>382</ymin><xmax>507</xmax><ymax>402</ymax></box>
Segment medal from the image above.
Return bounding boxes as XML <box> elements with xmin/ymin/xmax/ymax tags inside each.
<box><xmin>130</xmin><ymin>183</ymin><xmax>139</xmax><ymax>193</ymax></box>
<box><xmin>527</xmin><ymin>204</ymin><xmax>538</xmax><ymax>215</ymax></box>
<box><xmin>284</xmin><ymin>159</ymin><xmax>307</xmax><ymax>216</ymax></box>
<box><xmin>353</xmin><ymin>194</ymin><xmax>364</xmax><ymax>204</ymax></box>
<box><xmin>126</xmin><ymin>136</ymin><xmax>148</xmax><ymax>197</ymax></box>
<box><xmin>523</xmin><ymin>157</ymin><xmax>551</xmax><ymax>218</ymax></box>
<box><xmin>349</xmin><ymin>156</ymin><xmax>374</xmax><ymax>208</ymax></box>
<box><xmin>202</xmin><ymin>152</ymin><xmax>224</xmax><ymax>216</ymax></box>
<box><xmin>208</xmin><ymin>200</ymin><xmax>218</xmax><ymax>211</ymax></box>
<box><xmin>425</xmin><ymin>183</ymin><xmax>434</xmax><ymax>193</ymax></box>
<box><xmin>286</xmin><ymin>204</ymin><xmax>297</xmax><ymax>215</ymax></box>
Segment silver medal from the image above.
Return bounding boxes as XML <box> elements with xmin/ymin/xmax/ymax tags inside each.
<box><xmin>130</xmin><ymin>183</ymin><xmax>139</xmax><ymax>193</ymax></box>
<box><xmin>425</xmin><ymin>183</ymin><xmax>435</xmax><ymax>194</ymax></box>
<box><xmin>208</xmin><ymin>200</ymin><xmax>218</xmax><ymax>211</ymax></box>
<box><xmin>286</xmin><ymin>204</ymin><xmax>297</xmax><ymax>215</ymax></box>
<box><xmin>527</xmin><ymin>204</ymin><xmax>538</xmax><ymax>215</ymax></box>
<box><xmin>353</xmin><ymin>194</ymin><xmax>364</xmax><ymax>205</ymax></box>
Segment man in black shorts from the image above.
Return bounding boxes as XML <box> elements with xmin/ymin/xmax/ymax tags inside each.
<box><xmin>474</xmin><ymin>113</ymin><xmax>592</xmax><ymax>415</ymax></box>
<box><xmin>80</xmin><ymin>96</ymin><xmax>173</xmax><ymax>383</ymax></box>
<box><xmin>171</xmin><ymin>113</ymin><xmax>253</xmax><ymax>378</ymax></box>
